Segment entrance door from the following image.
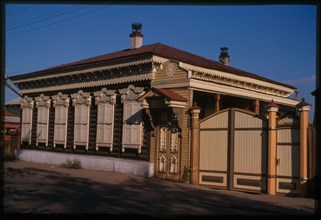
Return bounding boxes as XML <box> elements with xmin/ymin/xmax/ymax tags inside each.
<box><xmin>156</xmin><ymin>126</ymin><xmax>180</xmax><ymax>181</ymax></box>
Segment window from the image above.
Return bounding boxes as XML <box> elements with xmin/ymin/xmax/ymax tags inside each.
<box><xmin>71</xmin><ymin>90</ymin><xmax>91</xmax><ymax>150</ymax></box>
<box><xmin>160</xmin><ymin>127</ymin><xmax>167</xmax><ymax>151</ymax></box>
<box><xmin>94</xmin><ymin>88</ymin><xmax>116</xmax><ymax>152</ymax></box>
<box><xmin>122</xmin><ymin>101</ymin><xmax>143</xmax><ymax>150</ymax></box>
<box><xmin>170</xmin><ymin>131</ymin><xmax>178</xmax><ymax>152</ymax></box>
<box><xmin>120</xmin><ymin>85</ymin><xmax>144</xmax><ymax>154</ymax></box>
<box><xmin>170</xmin><ymin>155</ymin><xmax>178</xmax><ymax>174</ymax></box>
<box><xmin>159</xmin><ymin>155</ymin><xmax>166</xmax><ymax>173</ymax></box>
<box><xmin>52</xmin><ymin>93</ymin><xmax>69</xmax><ymax>148</ymax></box>
<box><xmin>35</xmin><ymin>94</ymin><xmax>51</xmax><ymax>146</ymax></box>
<box><xmin>20</xmin><ymin>96</ymin><xmax>34</xmax><ymax>145</ymax></box>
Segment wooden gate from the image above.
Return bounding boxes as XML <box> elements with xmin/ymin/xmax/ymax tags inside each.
<box><xmin>199</xmin><ymin>108</ymin><xmax>268</xmax><ymax>193</ymax></box>
<box><xmin>276</xmin><ymin>125</ymin><xmax>300</xmax><ymax>195</ymax></box>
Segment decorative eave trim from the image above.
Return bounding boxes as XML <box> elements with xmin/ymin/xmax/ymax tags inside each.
<box><xmin>189</xmin><ymin>79</ymin><xmax>299</xmax><ymax>107</ymax></box>
<box><xmin>18</xmin><ymin>73</ymin><xmax>153</xmax><ymax>94</ymax></box>
<box><xmin>11</xmin><ymin>58</ymin><xmax>154</xmax><ymax>84</ymax></box>
<box><xmin>179</xmin><ymin>62</ymin><xmax>294</xmax><ymax>97</ymax></box>
<box><xmin>164</xmin><ymin>99</ymin><xmax>186</xmax><ymax>108</ymax></box>
<box><xmin>151</xmin><ymin>55</ymin><xmax>169</xmax><ymax>64</ymax></box>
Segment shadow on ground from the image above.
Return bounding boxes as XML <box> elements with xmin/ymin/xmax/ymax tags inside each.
<box><xmin>3</xmin><ymin>165</ymin><xmax>316</xmax><ymax>217</ymax></box>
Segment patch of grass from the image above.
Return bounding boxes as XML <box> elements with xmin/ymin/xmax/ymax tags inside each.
<box><xmin>4</xmin><ymin>151</ymin><xmax>17</xmax><ymax>161</ymax></box>
<box><xmin>60</xmin><ymin>158</ymin><xmax>82</xmax><ymax>169</ymax></box>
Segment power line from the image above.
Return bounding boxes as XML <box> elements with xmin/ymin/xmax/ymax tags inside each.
<box><xmin>7</xmin><ymin>5</ymin><xmax>135</xmax><ymax>41</ymax></box>
<box><xmin>7</xmin><ymin>5</ymin><xmax>87</xmax><ymax>31</ymax></box>
<box><xmin>7</xmin><ymin>5</ymin><xmax>112</xmax><ymax>39</ymax></box>
<box><xmin>6</xmin><ymin>4</ymin><xmax>38</xmax><ymax>16</ymax></box>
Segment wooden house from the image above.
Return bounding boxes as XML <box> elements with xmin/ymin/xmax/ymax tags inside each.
<box><xmin>9</xmin><ymin>23</ymin><xmax>311</xmax><ymax>196</ymax></box>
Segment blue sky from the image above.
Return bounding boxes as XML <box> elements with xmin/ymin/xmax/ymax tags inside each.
<box><xmin>5</xmin><ymin>3</ymin><xmax>317</xmax><ymax>122</ymax></box>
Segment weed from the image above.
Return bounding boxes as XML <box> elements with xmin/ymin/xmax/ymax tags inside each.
<box><xmin>61</xmin><ymin>158</ymin><xmax>82</xmax><ymax>169</ymax></box>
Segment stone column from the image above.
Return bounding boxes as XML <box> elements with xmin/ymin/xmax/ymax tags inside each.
<box><xmin>296</xmin><ymin>98</ymin><xmax>311</xmax><ymax>196</ymax></box>
<box><xmin>190</xmin><ymin>104</ymin><xmax>201</xmax><ymax>185</ymax></box>
<box><xmin>266</xmin><ymin>100</ymin><xmax>279</xmax><ymax>196</ymax></box>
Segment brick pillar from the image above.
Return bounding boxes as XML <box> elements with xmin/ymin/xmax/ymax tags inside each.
<box><xmin>266</xmin><ymin>100</ymin><xmax>279</xmax><ymax>196</ymax></box>
<box><xmin>296</xmin><ymin>98</ymin><xmax>311</xmax><ymax>196</ymax></box>
<box><xmin>190</xmin><ymin>104</ymin><xmax>201</xmax><ymax>185</ymax></box>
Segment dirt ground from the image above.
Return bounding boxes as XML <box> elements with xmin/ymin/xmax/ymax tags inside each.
<box><xmin>2</xmin><ymin>160</ymin><xmax>318</xmax><ymax>217</ymax></box>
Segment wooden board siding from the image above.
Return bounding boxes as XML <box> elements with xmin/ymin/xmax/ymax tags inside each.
<box><xmin>153</xmin><ymin>62</ymin><xmax>187</xmax><ymax>83</ymax></box>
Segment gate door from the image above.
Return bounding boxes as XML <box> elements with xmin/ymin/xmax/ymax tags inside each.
<box><xmin>276</xmin><ymin>127</ymin><xmax>300</xmax><ymax>194</ymax></box>
<box><xmin>199</xmin><ymin>108</ymin><xmax>267</xmax><ymax>193</ymax></box>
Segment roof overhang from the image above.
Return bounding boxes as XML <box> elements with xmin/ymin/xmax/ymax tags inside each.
<box><xmin>179</xmin><ymin>62</ymin><xmax>295</xmax><ymax>98</ymax></box>
<box><xmin>138</xmin><ymin>87</ymin><xmax>187</xmax><ymax>109</ymax></box>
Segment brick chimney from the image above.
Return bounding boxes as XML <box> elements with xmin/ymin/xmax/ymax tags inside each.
<box><xmin>130</xmin><ymin>23</ymin><xmax>143</xmax><ymax>49</ymax></box>
<box><xmin>219</xmin><ymin>47</ymin><xmax>230</xmax><ymax>65</ymax></box>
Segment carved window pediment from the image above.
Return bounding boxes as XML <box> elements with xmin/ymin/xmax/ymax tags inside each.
<box><xmin>71</xmin><ymin>90</ymin><xmax>91</xmax><ymax>106</ymax></box>
<box><xmin>35</xmin><ymin>94</ymin><xmax>51</xmax><ymax>109</ymax></box>
<box><xmin>52</xmin><ymin>92</ymin><xmax>70</xmax><ymax>108</ymax></box>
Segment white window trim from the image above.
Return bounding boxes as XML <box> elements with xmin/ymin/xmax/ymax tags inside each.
<box><xmin>94</xmin><ymin>88</ymin><xmax>116</xmax><ymax>152</ymax></box>
<box><xmin>52</xmin><ymin>92</ymin><xmax>70</xmax><ymax>148</ymax></box>
<box><xmin>119</xmin><ymin>85</ymin><xmax>145</xmax><ymax>154</ymax></box>
<box><xmin>20</xmin><ymin>96</ymin><xmax>34</xmax><ymax>145</ymax></box>
<box><xmin>35</xmin><ymin>94</ymin><xmax>51</xmax><ymax>146</ymax></box>
<box><xmin>71</xmin><ymin>90</ymin><xmax>91</xmax><ymax>150</ymax></box>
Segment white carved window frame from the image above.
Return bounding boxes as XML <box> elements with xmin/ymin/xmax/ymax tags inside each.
<box><xmin>52</xmin><ymin>92</ymin><xmax>70</xmax><ymax>149</ymax></box>
<box><xmin>94</xmin><ymin>88</ymin><xmax>116</xmax><ymax>152</ymax></box>
<box><xmin>20</xmin><ymin>96</ymin><xmax>34</xmax><ymax>145</ymax></box>
<box><xmin>159</xmin><ymin>155</ymin><xmax>166</xmax><ymax>173</ymax></box>
<box><xmin>119</xmin><ymin>85</ymin><xmax>144</xmax><ymax>154</ymax></box>
<box><xmin>159</xmin><ymin>127</ymin><xmax>167</xmax><ymax>151</ymax></box>
<box><xmin>170</xmin><ymin>131</ymin><xmax>178</xmax><ymax>152</ymax></box>
<box><xmin>169</xmin><ymin>155</ymin><xmax>178</xmax><ymax>174</ymax></box>
<box><xmin>71</xmin><ymin>90</ymin><xmax>91</xmax><ymax>150</ymax></box>
<box><xmin>35</xmin><ymin>94</ymin><xmax>51</xmax><ymax>146</ymax></box>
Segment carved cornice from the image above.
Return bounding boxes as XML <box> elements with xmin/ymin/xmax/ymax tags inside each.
<box><xmin>52</xmin><ymin>92</ymin><xmax>70</xmax><ymax>108</ymax></box>
<box><xmin>20</xmin><ymin>96</ymin><xmax>34</xmax><ymax>109</ymax></box>
<box><xmin>120</xmin><ymin>84</ymin><xmax>145</xmax><ymax>103</ymax></box>
<box><xmin>12</xmin><ymin>58</ymin><xmax>154</xmax><ymax>83</ymax></box>
<box><xmin>94</xmin><ymin>88</ymin><xmax>116</xmax><ymax>105</ymax></box>
<box><xmin>179</xmin><ymin>62</ymin><xmax>294</xmax><ymax>97</ymax></box>
<box><xmin>35</xmin><ymin>94</ymin><xmax>51</xmax><ymax>108</ymax></box>
<box><xmin>71</xmin><ymin>90</ymin><xmax>92</xmax><ymax>106</ymax></box>
<box><xmin>17</xmin><ymin>73</ymin><xmax>153</xmax><ymax>94</ymax></box>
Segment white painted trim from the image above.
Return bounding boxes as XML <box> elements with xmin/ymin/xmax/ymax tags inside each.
<box><xmin>11</xmin><ymin>59</ymin><xmax>154</xmax><ymax>83</ymax></box>
<box><xmin>179</xmin><ymin>62</ymin><xmax>294</xmax><ymax>97</ymax></box>
<box><xmin>189</xmin><ymin>79</ymin><xmax>299</xmax><ymax>107</ymax></box>
<box><xmin>18</xmin><ymin>73</ymin><xmax>153</xmax><ymax>94</ymax></box>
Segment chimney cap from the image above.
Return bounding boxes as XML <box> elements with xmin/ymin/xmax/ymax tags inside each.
<box><xmin>219</xmin><ymin>47</ymin><xmax>230</xmax><ymax>65</ymax></box>
<box><xmin>131</xmin><ymin>22</ymin><xmax>142</xmax><ymax>33</ymax></box>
